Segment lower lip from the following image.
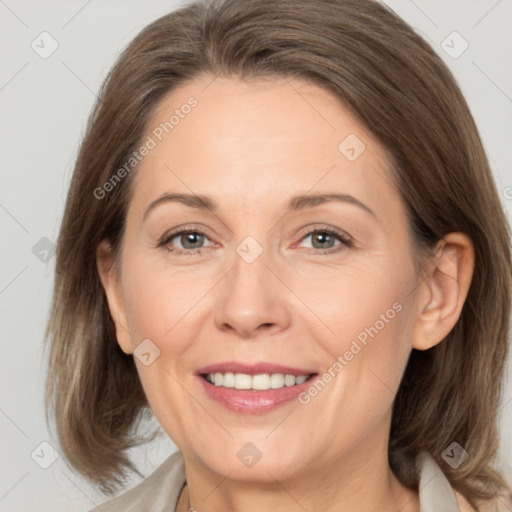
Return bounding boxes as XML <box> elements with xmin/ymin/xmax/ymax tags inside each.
<box><xmin>196</xmin><ymin>374</ymin><xmax>318</xmax><ymax>414</ymax></box>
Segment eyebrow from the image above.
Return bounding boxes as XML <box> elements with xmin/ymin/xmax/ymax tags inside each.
<box><xmin>142</xmin><ymin>192</ymin><xmax>377</xmax><ymax>222</ymax></box>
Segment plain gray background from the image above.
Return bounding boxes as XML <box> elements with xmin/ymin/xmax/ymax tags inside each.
<box><xmin>1</xmin><ymin>1</ymin><xmax>511</xmax><ymax>510</ymax></box>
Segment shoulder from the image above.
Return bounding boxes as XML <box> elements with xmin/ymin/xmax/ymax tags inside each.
<box><xmin>456</xmin><ymin>491</ymin><xmax>512</xmax><ymax>512</ymax></box>
<box><xmin>86</xmin><ymin>450</ymin><xmax>186</xmax><ymax>512</ymax></box>
<box><xmin>416</xmin><ymin>451</ymin><xmax>512</xmax><ymax>512</ymax></box>
<box><xmin>454</xmin><ymin>492</ymin><xmax>477</xmax><ymax>512</ymax></box>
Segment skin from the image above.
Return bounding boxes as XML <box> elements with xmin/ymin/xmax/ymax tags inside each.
<box><xmin>97</xmin><ymin>74</ymin><xmax>474</xmax><ymax>512</ymax></box>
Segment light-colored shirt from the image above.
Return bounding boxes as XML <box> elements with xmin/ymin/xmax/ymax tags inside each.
<box><xmin>86</xmin><ymin>450</ymin><xmax>477</xmax><ymax>511</ymax></box>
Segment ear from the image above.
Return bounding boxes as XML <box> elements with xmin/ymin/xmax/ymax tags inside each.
<box><xmin>411</xmin><ymin>232</ymin><xmax>475</xmax><ymax>350</ymax></box>
<box><xmin>96</xmin><ymin>240</ymin><xmax>133</xmax><ymax>354</ymax></box>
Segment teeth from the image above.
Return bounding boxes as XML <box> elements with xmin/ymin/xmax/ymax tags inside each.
<box><xmin>206</xmin><ymin>372</ymin><xmax>311</xmax><ymax>390</ymax></box>
<box><xmin>252</xmin><ymin>373</ymin><xmax>270</xmax><ymax>390</ymax></box>
<box><xmin>222</xmin><ymin>372</ymin><xmax>235</xmax><ymax>388</ymax></box>
<box><xmin>270</xmin><ymin>373</ymin><xmax>285</xmax><ymax>389</ymax></box>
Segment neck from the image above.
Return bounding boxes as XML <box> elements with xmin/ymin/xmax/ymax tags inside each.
<box><xmin>176</xmin><ymin>443</ymin><xmax>419</xmax><ymax>512</ymax></box>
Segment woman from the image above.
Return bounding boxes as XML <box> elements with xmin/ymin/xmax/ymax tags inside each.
<box><xmin>44</xmin><ymin>0</ymin><xmax>512</xmax><ymax>510</ymax></box>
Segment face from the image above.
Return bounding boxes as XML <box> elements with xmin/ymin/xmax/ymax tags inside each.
<box><xmin>101</xmin><ymin>75</ymin><xmax>424</xmax><ymax>482</ymax></box>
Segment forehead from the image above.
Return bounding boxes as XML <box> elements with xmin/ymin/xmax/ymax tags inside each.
<box><xmin>129</xmin><ymin>75</ymin><xmax>401</xmax><ymax>223</ymax></box>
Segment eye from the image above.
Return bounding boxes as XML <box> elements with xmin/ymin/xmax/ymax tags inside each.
<box><xmin>296</xmin><ymin>226</ymin><xmax>353</xmax><ymax>255</ymax></box>
<box><xmin>158</xmin><ymin>228</ymin><xmax>214</xmax><ymax>255</ymax></box>
<box><xmin>158</xmin><ymin>225</ymin><xmax>353</xmax><ymax>256</ymax></box>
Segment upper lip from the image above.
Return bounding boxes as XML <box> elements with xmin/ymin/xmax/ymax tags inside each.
<box><xmin>195</xmin><ymin>361</ymin><xmax>317</xmax><ymax>376</ymax></box>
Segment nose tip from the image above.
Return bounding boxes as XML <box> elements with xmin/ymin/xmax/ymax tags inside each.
<box><xmin>213</xmin><ymin>248</ymin><xmax>291</xmax><ymax>339</ymax></box>
<box><xmin>222</xmin><ymin>321</ymin><xmax>279</xmax><ymax>339</ymax></box>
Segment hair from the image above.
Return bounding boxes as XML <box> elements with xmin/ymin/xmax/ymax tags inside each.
<box><xmin>44</xmin><ymin>0</ymin><xmax>512</xmax><ymax>507</ymax></box>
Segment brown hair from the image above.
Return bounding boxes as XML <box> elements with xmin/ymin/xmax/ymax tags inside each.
<box><xmin>44</xmin><ymin>0</ymin><xmax>512</xmax><ymax>507</ymax></box>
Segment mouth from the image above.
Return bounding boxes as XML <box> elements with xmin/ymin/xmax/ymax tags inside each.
<box><xmin>201</xmin><ymin>372</ymin><xmax>317</xmax><ymax>390</ymax></box>
<box><xmin>194</xmin><ymin>362</ymin><xmax>319</xmax><ymax>414</ymax></box>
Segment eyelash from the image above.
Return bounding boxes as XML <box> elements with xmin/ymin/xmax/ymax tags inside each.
<box><xmin>158</xmin><ymin>225</ymin><xmax>353</xmax><ymax>256</ymax></box>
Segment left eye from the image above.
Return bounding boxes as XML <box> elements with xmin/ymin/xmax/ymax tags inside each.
<box><xmin>300</xmin><ymin>230</ymin><xmax>343</xmax><ymax>250</ymax></box>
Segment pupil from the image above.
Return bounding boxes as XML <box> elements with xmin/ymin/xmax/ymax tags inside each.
<box><xmin>312</xmin><ymin>232</ymin><xmax>333</xmax><ymax>249</ymax></box>
<box><xmin>183</xmin><ymin>232</ymin><xmax>203</xmax><ymax>249</ymax></box>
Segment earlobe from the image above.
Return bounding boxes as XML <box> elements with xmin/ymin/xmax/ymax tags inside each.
<box><xmin>411</xmin><ymin>233</ymin><xmax>474</xmax><ymax>351</ymax></box>
<box><xmin>96</xmin><ymin>240</ymin><xmax>133</xmax><ymax>355</ymax></box>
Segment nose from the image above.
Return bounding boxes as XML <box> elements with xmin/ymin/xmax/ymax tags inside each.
<box><xmin>213</xmin><ymin>247</ymin><xmax>292</xmax><ymax>339</ymax></box>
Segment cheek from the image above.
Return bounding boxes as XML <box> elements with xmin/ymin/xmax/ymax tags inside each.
<box><xmin>121</xmin><ymin>252</ymin><xmax>214</xmax><ymax>347</ymax></box>
<box><xmin>310</xmin><ymin>256</ymin><xmax>416</xmax><ymax>397</ymax></box>
<box><xmin>120</xmin><ymin>252</ymin><xmax>205</xmax><ymax>443</ymax></box>
<box><xmin>305</xmin><ymin>257</ymin><xmax>412</xmax><ymax>343</ymax></box>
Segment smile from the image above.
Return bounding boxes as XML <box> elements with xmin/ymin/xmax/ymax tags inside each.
<box><xmin>203</xmin><ymin>372</ymin><xmax>313</xmax><ymax>390</ymax></box>
<box><xmin>204</xmin><ymin>372</ymin><xmax>313</xmax><ymax>391</ymax></box>
<box><xmin>196</xmin><ymin>367</ymin><xmax>319</xmax><ymax>414</ymax></box>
